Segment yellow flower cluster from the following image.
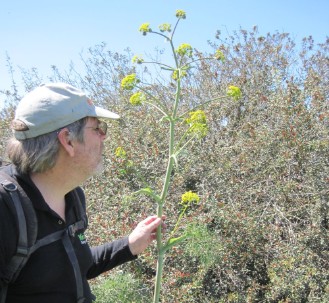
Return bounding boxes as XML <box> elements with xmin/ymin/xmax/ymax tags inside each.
<box><xmin>115</xmin><ymin>147</ymin><xmax>127</xmax><ymax>159</ymax></box>
<box><xmin>132</xmin><ymin>55</ymin><xmax>144</xmax><ymax>64</ymax></box>
<box><xmin>159</xmin><ymin>23</ymin><xmax>171</xmax><ymax>32</ymax></box>
<box><xmin>185</xmin><ymin>110</ymin><xmax>208</xmax><ymax>138</ymax></box>
<box><xmin>227</xmin><ymin>85</ymin><xmax>242</xmax><ymax>101</ymax></box>
<box><xmin>139</xmin><ymin>23</ymin><xmax>152</xmax><ymax>35</ymax></box>
<box><xmin>181</xmin><ymin>191</ymin><xmax>200</xmax><ymax>205</ymax></box>
<box><xmin>121</xmin><ymin>74</ymin><xmax>139</xmax><ymax>90</ymax></box>
<box><xmin>129</xmin><ymin>91</ymin><xmax>145</xmax><ymax>106</ymax></box>
<box><xmin>175</xmin><ymin>43</ymin><xmax>193</xmax><ymax>58</ymax></box>
<box><xmin>171</xmin><ymin>69</ymin><xmax>187</xmax><ymax>81</ymax></box>
<box><xmin>214</xmin><ymin>50</ymin><xmax>225</xmax><ymax>62</ymax></box>
<box><xmin>175</xmin><ymin>10</ymin><xmax>186</xmax><ymax>19</ymax></box>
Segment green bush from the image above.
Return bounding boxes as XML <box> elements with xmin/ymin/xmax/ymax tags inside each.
<box><xmin>91</xmin><ymin>271</ymin><xmax>151</xmax><ymax>303</ymax></box>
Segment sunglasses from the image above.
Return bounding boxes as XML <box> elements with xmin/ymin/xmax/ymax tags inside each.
<box><xmin>84</xmin><ymin>120</ymin><xmax>108</xmax><ymax>136</ymax></box>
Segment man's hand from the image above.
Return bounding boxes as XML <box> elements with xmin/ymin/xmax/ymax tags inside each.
<box><xmin>128</xmin><ymin>215</ymin><xmax>165</xmax><ymax>256</ymax></box>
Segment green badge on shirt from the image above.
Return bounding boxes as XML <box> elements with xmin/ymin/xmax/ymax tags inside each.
<box><xmin>78</xmin><ymin>233</ymin><xmax>87</xmax><ymax>245</ymax></box>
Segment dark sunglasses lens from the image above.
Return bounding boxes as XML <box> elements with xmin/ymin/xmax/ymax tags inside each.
<box><xmin>100</xmin><ymin>122</ymin><xmax>107</xmax><ymax>135</ymax></box>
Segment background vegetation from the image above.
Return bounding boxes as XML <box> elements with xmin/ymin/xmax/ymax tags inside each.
<box><xmin>1</xmin><ymin>27</ymin><xmax>328</xmax><ymax>302</ymax></box>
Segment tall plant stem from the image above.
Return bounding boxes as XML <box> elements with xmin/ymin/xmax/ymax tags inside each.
<box><xmin>153</xmin><ymin>80</ymin><xmax>181</xmax><ymax>303</ymax></box>
<box><xmin>153</xmin><ymin>249</ymin><xmax>165</xmax><ymax>302</ymax></box>
<box><xmin>153</xmin><ymin>121</ymin><xmax>174</xmax><ymax>303</ymax></box>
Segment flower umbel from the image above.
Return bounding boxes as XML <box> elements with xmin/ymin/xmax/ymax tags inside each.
<box><xmin>171</xmin><ymin>69</ymin><xmax>187</xmax><ymax>81</ymax></box>
<box><xmin>139</xmin><ymin>23</ymin><xmax>152</xmax><ymax>35</ymax></box>
<box><xmin>181</xmin><ymin>191</ymin><xmax>200</xmax><ymax>205</ymax></box>
<box><xmin>185</xmin><ymin>110</ymin><xmax>208</xmax><ymax>138</ymax></box>
<box><xmin>227</xmin><ymin>85</ymin><xmax>242</xmax><ymax>101</ymax></box>
<box><xmin>175</xmin><ymin>10</ymin><xmax>186</xmax><ymax>19</ymax></box>
<box><xmin>214</xmin><ymin>50</ymin><xmax>225</xmax><ymax>62</ymax></box>
<box><xmin>121</xmin><ymin>74</ymin><xmax>139</xmax><ymax>90</ymax></box>
<box><xmin>175</xmin><ymin>43</ymin><xmax>193</xmax><ymax>58</ymax></box>
<box><xmin>159</xmin><ymin>23</ymin><xmax>171</xmax><ymax>32</ymax></box>
<box><xmin>186</xmin><ymin>110</ymin><xmax>207</xmax><ymax>124</ymax></box>
<box><xmin>129</xmin><ymin>91</ymin><xmax>145</xmax><ymax>106</ymax></box>
<box><xmin>115</xmin><ymin>147</ymin><xmax>127</xmax><ymax>159</ymax></box>
<box><xmin>132</xmin><ymin>55</ymin><xmax>144</xmax><ymax>64</ymax></box>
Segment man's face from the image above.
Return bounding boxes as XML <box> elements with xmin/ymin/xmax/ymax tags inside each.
<box><xmin>74</xmin><ymin>117</ymin><xmax>107</xmax><ymax>177</ymax></box>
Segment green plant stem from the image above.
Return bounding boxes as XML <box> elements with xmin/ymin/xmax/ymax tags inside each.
<box><xmin>153</xmin><ymin>80</ymin><xmax>181</xmax><ymax>302</ymax></box>
<box><xmin>143</xmin><ymin>100</ymin><xmax>168</xmax><ymax>117</ymax></box>
<box><xmin>153</xmin><ymin>129</ymin><xmax>174</xmax><ymax>303</ymax></box>
<box><xmin>174</xmin><ymin>131</ymin><xmax>197</xmax><ymax>156</ymax></box>
<box><xmin>138</xmin><ymin>86</ymin><xmax>169</xmax><ymax>116</ymax></box>
<box><xmin>153</xmin><ymin>252</ymin><xmax>165</xmax><ymax>303</ymax></box>
<box><xmin>170</xmin><ymin>204</ymin><xmax>189</xmax><ymax>237</ymax></box>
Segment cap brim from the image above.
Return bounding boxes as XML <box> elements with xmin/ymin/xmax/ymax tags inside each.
<box><xmin>94</xmin><ymin>106</ymin><xmax>120</xmax><ymax>120</ymax></box>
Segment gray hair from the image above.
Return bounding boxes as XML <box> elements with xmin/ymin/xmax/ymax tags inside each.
<box><xmin>7</xmin><ymin>117</ymin><xmax>88</xmax><ymax>174</ymax></box>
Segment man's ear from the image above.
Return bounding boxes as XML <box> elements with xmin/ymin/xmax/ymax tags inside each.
<box><xmin>57</xmin><ymin>128</ymin><xmax>75</xmax><ymax>157</ymax></box>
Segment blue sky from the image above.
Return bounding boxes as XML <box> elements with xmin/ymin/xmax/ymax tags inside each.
<box><xmin>1</xmin><ymin>0</ymin><xmax>328</xmax><ymax>109</ymax></box>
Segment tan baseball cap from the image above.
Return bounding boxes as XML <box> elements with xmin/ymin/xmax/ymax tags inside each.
<box><xmin>12</xmin><ymin>83</ymin><xmax>120</xmax><ymax>140</ymax></box>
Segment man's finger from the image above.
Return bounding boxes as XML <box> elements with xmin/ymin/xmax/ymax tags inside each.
<box><xmin>142</xmin><ymin>215</ymin><xmax>166</xmax><ymax>225</ymax></box>
<box><xmin>143</xmin><ymin>218</ymin><xmax>162</xmax><ymax>232</ymax></box>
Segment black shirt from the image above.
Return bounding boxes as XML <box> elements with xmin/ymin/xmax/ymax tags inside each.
<box><xmin>0</xmin><ymin>165</ymin><xmax>136</xmax><ymax>303</ymax></box>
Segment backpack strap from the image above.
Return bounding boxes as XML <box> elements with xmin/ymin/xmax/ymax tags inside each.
<box><xmin>66</xmin><ymin>188</ymin><xmax>88</xmax><ymax>302</ymax></box>
<box><xmin>69</xmin><ymin>188</ymin><xmax>88</xmax><ymax>237</ymax></box>
<box><xmin>25</xmin><ymin>228</ymin><xmax>86</xmax><ymax>303</ymax></box>
<box><xmin>1</xmin><ymin>180</ymin><xmax>29</xmax><ymax>277</ymax></box>
<box><xmin>62</xmin><ymin>230</ymin><xmax>85</xmax><ymax>303</ymax></box>
<box><xmin>0</xmin><ymin>170</ymin><xmax>88</xmax><ymax>303</ymax></box>
<box><xmin>25</xmin><ymin>188</ymin><xmax>87</xmax><ymax>303</ymax></box>
<box><xmin>0</xmin><ymin>170</ymin><xmax>38</xmax><ymax>252</ymax></box>
<box><xmin>0</xmin><ymin>171</ymin><xmax>38</xmax><ymax>303</ymax></box>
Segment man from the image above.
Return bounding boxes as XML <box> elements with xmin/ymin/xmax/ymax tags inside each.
<box><xmin>0</xmin><ymin>83</ymin><xmax>163</xmax><ymax>303</ymax></box>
